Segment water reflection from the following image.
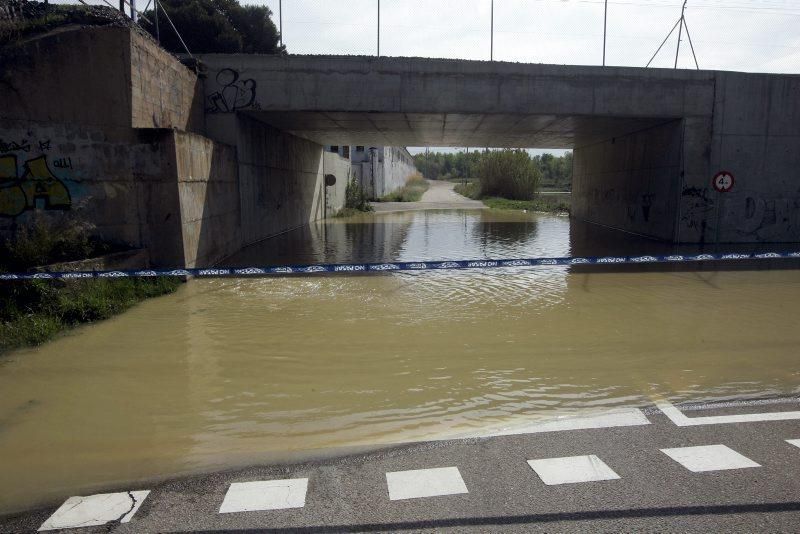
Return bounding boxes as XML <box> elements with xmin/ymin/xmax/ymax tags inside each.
<box><xmin>0</xmin><ymin>210</ymin><xmax>799</xmax><ymax>515</ymax></box>
<box><xmin>226</xmin><ymin>210</ymin><xmax>568</xmax><ymax>266</ymax></box>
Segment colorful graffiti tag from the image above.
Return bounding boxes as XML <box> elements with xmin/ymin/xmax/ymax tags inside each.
<box><xmin>0</xmin><ymin>153</ymin><xmax>72</xmax><ymax>217</ymax></box>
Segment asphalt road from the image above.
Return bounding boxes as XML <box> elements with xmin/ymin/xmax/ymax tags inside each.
<box><xmin>371</xmin><ymin>180</ymin><xmax>486</xmax><ymax>213</ymax></box>
<box><xmin>3</xmin><ymin>397</ymin><xmax>800</xmax><ymax>533</ymax></box>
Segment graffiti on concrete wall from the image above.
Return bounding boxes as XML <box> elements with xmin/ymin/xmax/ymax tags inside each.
<box><xmin>680</xmin><ymin>186</ymin><xmax>800</xmax><ymax>241</ymax></box>
<box><xmin>723</xmin><ymin>190</ymin><xmax>800</xmax><ymax>240</ymax></box>
<box><xmin>0</xmin><ymin>138</ymin><xmax>72</xmax><ymax>218</ymax></box>
<box><xmin>680</xmin><ymin>186</ymin><xmax>715</xmax><ymax>232</ymax></box>
<box><xmin>206</xmin><ymin>68</ymin><xmax>259</xmax><ymax>113</ymax></box>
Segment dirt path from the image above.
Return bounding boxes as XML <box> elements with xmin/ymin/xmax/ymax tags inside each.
<box><xmin>371</xmin><ymin>180</ymin><xmax>485</xmax><ymax>213</ymax></box>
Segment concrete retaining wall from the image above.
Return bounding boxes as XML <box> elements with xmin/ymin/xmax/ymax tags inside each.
<box><xmin>236</xmin><ymin>114</ymin><xmax>326</xmax><ymax>246</ymax></box>
<box><xmin>171</xmin><ymin>132</ymin><xmax>240</xmax><ymax>268</ymax></box>
<box><xmin>322</xmin><ymin>151</ymin><xmax>350</xmax><ymax>216</ymax></box>
<box><xmin>0</xmin><ymin>118</ymin><xmax>238</xmax><ymax>268</ymax></box>
<box><xmin>0</xmin><ymin>27</ymin><xmax>203</xmax><ymax>135</ymax></box>
<box><xmin>0</xmin><ymin>27</ymin><xmax>223</xmax><ymax>268</ymax></box>
<box><xmin>130</xmin><ymin>31</ymin><xmax>205</xmax><ymax>132</ymax></box>
<box><xmin>0</xmin><ymin>118</ymin><xmax>165</xmax><ymax>247</ymax></box>
<box><xmin>572</xmin><ymin>120</ymin><xmax>683</xmax><ymax>241</ymax></box>
<box><xmin>677</xmin><ymin>72</ymin><xmax>800</xmax><ymax>243</ymax></box>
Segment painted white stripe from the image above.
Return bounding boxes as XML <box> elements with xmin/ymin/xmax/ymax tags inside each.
<box><xmin>219</xmin><ymin>479</ymin><xmax>309</xmax><ymax>513</ymax></box>
<box><xmin>39</xmin><ymin>491</ymin><xmax>150</xmax><ymax>531</ymax></box>
<box><xmin>386</xmin><ymin>466</ymin><xmax>468</xmax><ymax>501</ymax></box>
<box><xmin>660</xmin><ymin>444</ymin><xmax>760</xmax><ymax>472</ymax></box>
<box><xmin>787</xmin><ymin>439</ymin><xmax>800</xmax><ymax>449</ymax></box>
<box><xmin>656</xmin><ymin>400</ymin><xmax>800</xmax><ymax>427</ymax></box>
<box><xmin>484</xmin><ymin>408</ymin><xmax>651</xmax><ymax>437</ymax></box>
<box><xmin>527</xmin><ymin>454</ymin><xmax>620</xmax><ymax>485</ymax></box>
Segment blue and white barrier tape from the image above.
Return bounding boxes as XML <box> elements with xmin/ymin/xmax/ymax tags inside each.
<box><xmin>1</xmin><ymin>251</ymin><xmax>799</xmax><ymax>281</ymax></box>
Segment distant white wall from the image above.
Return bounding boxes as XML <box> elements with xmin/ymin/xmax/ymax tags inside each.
<box><xmin>353</xmin><ymin>146</ymin><xmax>417</xmax><ymax>199</ymax></box>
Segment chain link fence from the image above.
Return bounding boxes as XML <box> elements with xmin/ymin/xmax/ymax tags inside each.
<box><xmin>50</xmin><ymin>0</ymin><xmax>800</xmax><ymax>73</ymax></box>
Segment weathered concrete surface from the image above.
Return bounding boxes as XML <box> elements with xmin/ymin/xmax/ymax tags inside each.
<box><xmin>235</xmin><ymin>114</ymin><xmax>330</xmax><ymax>246</ymax></box>
<box><xmin>0</xmin><ymin>26</ymin><xmax>217</xmax><ymax>267</ymax></box>
<box><xmin>572</xmin><ymin>120</ymin><xmax>683</xmax><ymax>241</ymax></box>
<box><xmin>171</xmin><ymin>132</ymin><xmax>241</xmax><ymax>268</ymax></box>
<box><xmin>322</xmin><ymin>150</ymin><xmax>350</xmax><ymax>217</ymax></box>
<box><xmin>689</xmin><ymin>73</ymin><xmax>800</xmax><ymax>244</ymax></box>
<box><xmin>197</xmin><ymin>55</ymin><xmax>714</xmax><ymax>147</ymax></box>
<box><xmin>0</xmin><ymin>112</ymin><xmax>234</xmax><ymax>271</ymax></box>
<box><xmin>1</xmin><ymin>26</ymin><xmax>203</xmax><ymax>135</ymax></box>
<box><xmin>198</xmin><ymin>55</ymin><xmax>800</xmax><ymax>243</ymax></box>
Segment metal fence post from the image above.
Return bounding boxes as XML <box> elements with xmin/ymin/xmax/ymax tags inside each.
<box><xmin>490</xmin><ymin>0</ymin><xmax>494</xmax><ymax>61</ymax></box>
<box><xmin>377</xmin><ymin>0</ymin><xmax>381</xmax><ymax>57</ymax></box>
<box><xmin>603</xmin><ymin>0</ymin><xmax>607</xmax><ymax>66</ymax></box>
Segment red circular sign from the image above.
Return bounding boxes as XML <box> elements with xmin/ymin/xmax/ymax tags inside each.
<box><xmin>712</xmin><ymin>171</ymin><xmax>735</xmax><ymax>193</ymax></box>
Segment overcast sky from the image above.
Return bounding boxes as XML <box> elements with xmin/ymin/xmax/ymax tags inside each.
<box><xmin>56</xmin><ymin>0</ymin><xmax>800</xmax><ymax>154</ymax></box>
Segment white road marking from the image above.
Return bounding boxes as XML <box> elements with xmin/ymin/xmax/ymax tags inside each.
<box><xmin>38</xmin><ymin>491</ymin><xmax>150</xmax><ymax>531</ymax></box>
<box><xmin>660</xmin><ymin>444</ymin><xmax>760</xmax><ymax>472</ymax></box>
<box><xmin>219</xmin><ymin>479</ymin><xmax>308</xmax><ymax>513</ymax></box>
<box><xmin>787</xmin><ymin>439</ymin><xmax>800</xmax><ymax>449</ymax></box>
<box><xmin>386</xmin><ymin>466</ymin><xmax>468</xmax><ymax>501</ymax></box>
<box><xmin>655</xmin><ymin>399</ymin><xmax>800</xmax><ymax>426</ymax></box>
<box><xmin>486</xmin><ymin>408</ymin><xmax>651</xmax><ymax>437</ymax></box>
<box><xmin>527</xmin><ymin>454</ymin><xmax>620</xmax><ymax>485</ymax></box>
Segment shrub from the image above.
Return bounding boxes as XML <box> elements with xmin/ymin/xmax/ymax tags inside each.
<box><xmin>453</xmin><ymin>181</ymin><xmax>480</xmax><ymax>200</ymax></box>
<box><xmin>344</xmin><ymin>176</ymin><xmax>372</xmax><ymax>212</ymax></box>
<box><xmin>476</xmin><ymin>149</ymin><xmax>541</xmax><ymax>200</ymax></box>
<box><xmin>2</xmin><ymin>212</ymin><xmax>98</xmax><ymax>271</ymax></box>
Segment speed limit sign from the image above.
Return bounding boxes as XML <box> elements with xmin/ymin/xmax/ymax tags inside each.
<box><xmin>713</xmin><ymin>171</ymin><xmax>735</xmax><ymax>193</ymax></box>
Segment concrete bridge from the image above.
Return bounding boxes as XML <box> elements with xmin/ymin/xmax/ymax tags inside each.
<box><xmin>199</xmin><ymin>54</ymin><xmax>800</xmax><ymax>244</ymax></box>
<box><xmin>2</xmin><ymin>27</ymin><xmax>798</xmax><ymax>269</ymax></box>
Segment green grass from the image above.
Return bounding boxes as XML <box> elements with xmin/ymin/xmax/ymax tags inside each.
<box><xmin>377</xmin><ymin>173</ymin><xmax>429</xmax><ymax>202</ymax></box>
<box><xmin>0</xmin><ymin>277</ymin><xmax>182</xmax><ymax>356</ymax></box>
<box><xmin>455</xmin><ymin>180</ymin><xmax>570</xmax><ymax>214</ymax></box>
<box><xmin>483</xmin><ymin>196</ymin><xmax>571</xmax><ymax>214</ymax></box>
<box><xmin>0</xmin><ymin>211</ymin><xmax>183</xmax><ymax>356</ymax></box>
<box><xmin>454</xmin><ymin>181</ymin><xmax>480</xmax><ymax>200</ymax></box>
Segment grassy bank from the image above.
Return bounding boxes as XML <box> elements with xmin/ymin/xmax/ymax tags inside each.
<box><xmin>377</xmin><ymin>173</ymin><xmax>429</xmax><ymax>202</ymax></box>
<box><xmin>0</xmin><ymin>277</ymin><xmax>182</xmax><ymax>355</ymax></box>
<box><xmin>0</xmin><ymin>214</ymin><xmax>182</xmax><ymax>355</ymax></box>
<box><xmin>454</xmin><ymin>181</ymin><xmax>570</xmax><ymax>214</ymax></box>
<box><xmin>482</xmin><ymin>196</ymin><xmax>570</xmax><ymax>214</ymax></box>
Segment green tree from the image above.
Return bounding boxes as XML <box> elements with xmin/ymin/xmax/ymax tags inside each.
<box><xmin>413</xmin><ymin>149</ymin><xmax>570</xmax><ymax>191</ymax></box>
<box><xmin>140</xmin><ymin>0</ymin><xmax>285</xmax><ymax>55</ymax></box>
<box><xmin>477</xmin><ymin>149</ymin><xmax>541</xmax><ymax>200</ymax></box>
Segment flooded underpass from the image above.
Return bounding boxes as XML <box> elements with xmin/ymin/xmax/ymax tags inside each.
<box><xmin>2</xmin><ymin>209</ymin><xmax>800</xmax><ymax>514</ymax></box>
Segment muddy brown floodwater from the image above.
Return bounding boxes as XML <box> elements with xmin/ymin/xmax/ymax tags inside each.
<box><xmin>1</xmin><ymin>209</ymin><xmax>799</xmax><ymax>514</ymax></box>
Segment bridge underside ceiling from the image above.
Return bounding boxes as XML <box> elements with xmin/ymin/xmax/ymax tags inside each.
<box><xmin>243</xmin><ymin>111</ymin><xmax>675</xmax><ymax>149</ymax></box>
